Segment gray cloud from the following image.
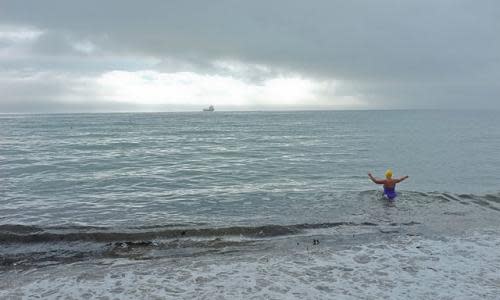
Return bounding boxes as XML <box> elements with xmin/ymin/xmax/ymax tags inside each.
<box><xmin>1</xmin><ymin>0</ymin><xmax>499</xmax><ymax>111</ymax></box>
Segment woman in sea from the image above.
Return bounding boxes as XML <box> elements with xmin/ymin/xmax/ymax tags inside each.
<box><xmin>368</xmin><ymin>169</ymin><xmax>409</xmax><ymax>200</ymax></box>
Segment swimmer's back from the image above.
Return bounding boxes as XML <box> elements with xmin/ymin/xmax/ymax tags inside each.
<box><xmin>383</xmin><ymin>178</ymin><xmax>396</xmax><ymax>189</ymax></box>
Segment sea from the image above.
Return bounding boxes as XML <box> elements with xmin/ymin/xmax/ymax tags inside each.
<box><xmin>1</xmin><ymin>110</ymin><xmax>499</xmax><ymax>299</ymax></box>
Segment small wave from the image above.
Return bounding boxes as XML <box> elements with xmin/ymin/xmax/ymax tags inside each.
<box><xmin>0</xmin><ymin>221</ymin><xmax>421</xmax><ymax>268</ymax></box>
<box><xmin>0</xmin><ymin>221</ymin><xmax>404</xmax><ymax>244</ymax></box>
<box><xmin>385</xmin><ymin>190</ymin><xmax>500</xmax><ymax>211</ymax></box>
<box><xmin>430</xmin><ymin>192</ymin><xmax>500</xmax><ymax>211</ymax></box>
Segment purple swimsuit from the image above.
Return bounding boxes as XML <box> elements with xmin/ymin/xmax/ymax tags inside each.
<box><xmin>383</xmin><ymin>186</ymin><xmax>397</xmax><ymax>200</ymax></box>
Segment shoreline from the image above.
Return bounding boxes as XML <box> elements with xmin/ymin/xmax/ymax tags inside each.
<box><xmin>2</xmin><ymin>230</ymin><xmax>499</xmax><ymax>299</ymax></box>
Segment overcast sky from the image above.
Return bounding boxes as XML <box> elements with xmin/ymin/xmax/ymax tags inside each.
<box><xmin>1</xmin><ymin>0</ymin><xmax>499</xmax><ymax>112</ymax></box>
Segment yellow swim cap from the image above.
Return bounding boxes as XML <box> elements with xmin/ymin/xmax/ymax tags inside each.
<box><xmin>385</xmin><ymin>169</ymin><xmax>393</xmax><ymax>179</ymax></box>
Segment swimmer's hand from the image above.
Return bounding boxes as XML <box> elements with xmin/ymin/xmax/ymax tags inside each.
<box><xmin>368</xmin><ymin>172</ymin><xmax>383</xmax><ymax>184</ymax></box>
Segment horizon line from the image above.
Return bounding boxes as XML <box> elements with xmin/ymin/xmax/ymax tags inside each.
<box><xmin>0</xmin><ymin>108</ymin><xmax>496</xmax><ymax>115</ymax></box>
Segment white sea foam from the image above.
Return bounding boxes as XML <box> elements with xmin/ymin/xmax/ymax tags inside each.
<box><xmin>2</xmin><ymin>231</ymin><xmax>499</xmax><ymax>299</ymax></box>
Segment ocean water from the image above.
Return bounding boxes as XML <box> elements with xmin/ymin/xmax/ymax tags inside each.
<box><xmin>1</xmin><ymin>110</ymin><xmax>499</xmax><ymax>299</ymax></box>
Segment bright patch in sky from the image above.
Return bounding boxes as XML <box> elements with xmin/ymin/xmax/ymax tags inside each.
<box><xmin>0</xmin><ymin>26</ymin><xmax>43</xmax><ymax>42</ymax></box>
<box><xmin>72</xmin><ymin>40</ymin><xmax>97</xmax><ymax>54</ymax></box>
<box><xmin>94</xmin><ymin>70</ymin><xmax>362</xmax><ymax>108</ymax></box>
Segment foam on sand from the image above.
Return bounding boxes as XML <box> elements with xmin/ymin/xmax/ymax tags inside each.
<box><xmin>1</xmin><ymin>230</ymin><xmax>499</xmax><ymax>299</ymax></box>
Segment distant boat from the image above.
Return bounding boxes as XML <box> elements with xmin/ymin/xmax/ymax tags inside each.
<box><xmin>203</xmin><ymin>105</ymin><xmax>215</xmax><ymax>112</ymax></box>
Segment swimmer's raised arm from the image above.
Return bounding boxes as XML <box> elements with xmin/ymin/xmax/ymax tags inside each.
<box><xmin>368</xmin><ymin>173</ymin><xmax>385</xmax><ymax>184</ymax></box>
<box><xmin>395</xmin><ymin>175</ymin><xmax>409</xmax><ymax>183</ymax></box>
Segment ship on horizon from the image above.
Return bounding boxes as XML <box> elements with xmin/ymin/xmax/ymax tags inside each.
<box><xmin>203</xmin><ymin>105</ymin><xmax>215</xmax><ymax>112</ymax></box>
